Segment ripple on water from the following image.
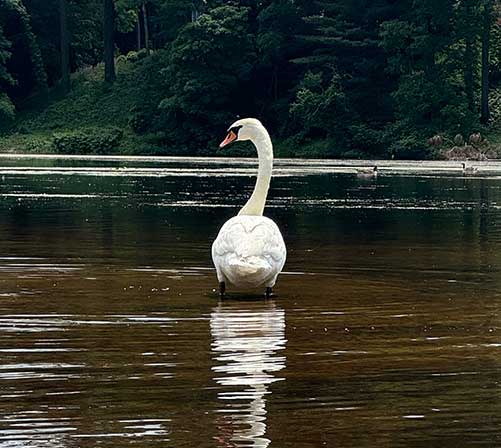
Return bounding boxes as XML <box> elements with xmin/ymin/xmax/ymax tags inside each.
<box><xmin>1</xmin><ymin>156</ymin><xmax>501</xmax><ymax>447</ymax></box>
<box><xmin>210</xmin><ymin>302</ymin><xmax>286</xmax><ymax>447</ymax></box>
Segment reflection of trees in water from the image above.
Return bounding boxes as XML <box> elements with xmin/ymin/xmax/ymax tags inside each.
<box><xmin>210</xmin><ymin>301</ymin><xmax>286</xmax><ymax>448</ymax></box>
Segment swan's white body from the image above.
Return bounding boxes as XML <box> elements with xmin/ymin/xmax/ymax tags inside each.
<box><xmin>212</xmin><ymin>119</ymin><xmax>286</xmax><ymax>290</ymax></box>
<box><xmin>212</xmin><ymin>215</ymin><xmax>286</xmax><ymax>288</ymax></box>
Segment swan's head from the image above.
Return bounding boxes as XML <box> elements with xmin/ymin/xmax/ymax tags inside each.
<box><xmin>219</xmin><ymin>118</ymin><xmax>264</xmax><ymax>148</ymax></box>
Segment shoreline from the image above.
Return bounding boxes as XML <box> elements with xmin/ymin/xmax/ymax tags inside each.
<box><xmin>1</xmin><ymin>153</ymin><xmax>501</xmax><ymax>175</ymax></box>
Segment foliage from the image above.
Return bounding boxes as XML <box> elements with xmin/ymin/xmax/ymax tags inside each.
<box><xmin>1</xmin><ymin>0</ymin><xmax>501</xmax><ymax>158</ymax></box>
<box><xmin>69</xmin><ymin>0</ymin><xmax>103</xmax><ymax>69</ymax></box>
<box><xmin>0</xmin><ymin>92</ymin><xmax>15</xmax><ymax>126</ymax></box>
<box><xmin>52</xmin><ymin>127</ymin><xmax>123</xmax><ymax>154</ymax></box>
<box><xmin>0</xmin><ymin>23</ymin><xmax>15</xmax><ymax>128</ymax></box>
<box><xmin>290</xmin><ymin>71</ymin><xmax>349</xmax><ymax>143</ymax></box>
<box><xmin>22</xmin><ymin>0</ymin><xmax>103</xmax><ymax>85</ymax></box>
<box><xmin>0</xmin><ymin>0</ymin><xmax>47</xmax><ymax>97</ymax></box>
<box><xmin>379</xmin><ymin>0</ymin><xmax>484</xmax><ymax>146</ymax></box>
<box><xmin>155</xmin><ymin>5</ymin><xmax>256</xmax><ymax>150</ymax></box>
<box><xmin>491</xmin><ymin>88</ymin><xmax>501</xmax><ymax>125</ymax></box>
<box><xmin>150</xmin><ymin>0</ymin><xmax>196</xmax><ymax>44</ymax></box>
<box><xmin>0</xmin><ymin>23</ymin><xmax>14</xmax><ymax>86</ymax></box>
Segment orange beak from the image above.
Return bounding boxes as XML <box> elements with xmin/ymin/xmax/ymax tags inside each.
<box><xmin>219</xmin><ymin>130</ymin><xmax>237</xmax><ymax>148</ymax></box>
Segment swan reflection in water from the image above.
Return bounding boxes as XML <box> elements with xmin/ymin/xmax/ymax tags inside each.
<box><xmin>210</xmin><ymin>300</ymin><xmax>286</xmax><ymax>448</ymax></box>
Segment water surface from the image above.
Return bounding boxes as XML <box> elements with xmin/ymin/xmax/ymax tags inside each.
<box><xmin>1</xmin><ymin>155</ymin><xmax>501</xmax><ymax>447</ymax></box>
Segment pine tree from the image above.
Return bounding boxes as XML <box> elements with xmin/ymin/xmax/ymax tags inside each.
<box><xmin>292</xmin><ymin>0</ymin><xmax>402</xmax><ymax>154</ymax></box>
<box><xmin>380</xmin><ymin>0</ymin><xmax>478</xmax><ymax>156</ymax></box>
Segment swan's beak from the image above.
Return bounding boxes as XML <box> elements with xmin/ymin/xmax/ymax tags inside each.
<box><xmin>219</xmin><ymin>130</ymin><xmax>237</xmax><ymax>148</ymax></box>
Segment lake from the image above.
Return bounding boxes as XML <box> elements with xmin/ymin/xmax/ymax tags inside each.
<box><xmin>0</xmin><ymin>155</ymin><xmax>500</xmax><ymax>447</ymax></box>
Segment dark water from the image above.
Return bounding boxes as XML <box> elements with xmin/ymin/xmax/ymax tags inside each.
<box><xmin>1</xmin><ymin>155</ymin><xmax>501</xmax><ymax>447</ymax></box>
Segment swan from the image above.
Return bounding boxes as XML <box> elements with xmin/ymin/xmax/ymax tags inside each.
<box><xmin>356</xmin><ymin>166</ymin><xmax>378</xmax><ymax>178</ymax></box>
<box><xmin>462</xmin><ymin>162</ymin><xmax>477</xmax><ymax>175</ymax></box>
<box><xmin>211</xmin><ymin>118</ymin><xmax>286</xmax><ymax>298</ymax></box>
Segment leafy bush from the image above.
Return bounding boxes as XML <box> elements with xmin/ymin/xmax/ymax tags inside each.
<box><xmin>390</xmin><ymin>132</ymin><xmax>431</xmax><ymax>160</ymax></box>
<box><xmin>296</xmin><ymin>139</ymin><xmax>338</xmax><ymax>158</ymax></box>
<box><xmin>277</xmin><ymin>136</ymin><xmax>340</xmax><ymax>159</ymax></box>
<box><xmin>0</xmin><ymin>92</ymin><xmax>15</xmax><ymax>130</ymax></box>
<box><xmin>52</xmin><ymin>127</ymin><xmax>123</xmax><ymax>154</ymax></box>
<box><xmin>24</xmin><ymin>135</ymin><xmax>53</xmax><ymax>153</ymax></box>
<box><xmin>290</xmin><ymin>71</ymin><xmax>349</xmax><ymax>140</ymax></box>
<box><xmin>125</xmin><ymin>49</ymin><xmax>150</xmax><ymax>63</ymax></box>
<box><xmin>348</xmin><ymin>124</ymin><xmax>387</xmax><ymax>156</ymax></box>
<box><xmin>129</xmin><ymin>104</ymin><xmax>157</xmax><ymax>134</ymax></box>
<box><xmin>491</xmin><ymin>89</ymin><xmax>501</xmax><ymax>127</ymax></box>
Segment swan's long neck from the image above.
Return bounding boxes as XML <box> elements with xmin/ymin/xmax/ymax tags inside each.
<box><xmin>238</xmin><ymin>127</ymin><xmax>273</xmax><ymax>216</ymax></box>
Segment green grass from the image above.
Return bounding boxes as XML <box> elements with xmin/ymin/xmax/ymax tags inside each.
<box><xmin>0</xmin><ymin>56</ymin><xmax>166</xmax><ymax>155</ymax></box>
<box><xmin>20</xmin><ymin>61</ymin><xmax>137</xmax><ymax>130</ymax></box>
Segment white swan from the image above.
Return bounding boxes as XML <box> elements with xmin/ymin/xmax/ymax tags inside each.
<box><xmin>212</xmin><ymin>118</ymin><xmax>286</xmax><ymax>298</ymax></box>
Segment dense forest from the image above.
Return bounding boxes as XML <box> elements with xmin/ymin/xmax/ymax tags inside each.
<box><xmin>0</xmin><ymin>0</ymin><xmax>500</xmax><ymax>158</ymax></box>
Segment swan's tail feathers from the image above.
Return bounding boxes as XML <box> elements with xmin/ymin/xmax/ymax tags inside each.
<box><xmin>224</xmin><ymin>256</ymin><xmax>272</xmax><ymax>287</ymax></box>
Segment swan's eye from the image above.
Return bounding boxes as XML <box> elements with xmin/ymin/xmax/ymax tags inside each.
<box><xmin>230</xmin><ymin>125</ymin><xmax>243</xmax><ymax>136</ymax></box>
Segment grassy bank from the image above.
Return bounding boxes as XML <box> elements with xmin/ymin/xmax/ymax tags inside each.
<box><xmin>0</xmin><ymin>58</ymin><xmax>163</xmax><ymax>156</ymax></box>
<box><xmin>1</xmin><ymin>58</ymin><xmax>500</xmax><ymax>159</ymax></box>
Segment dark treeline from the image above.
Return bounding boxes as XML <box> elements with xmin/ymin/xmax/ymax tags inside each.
<box><xmin>0</xmin><ymin>0</ymin><xmax>500</xmax><ymax>158</ymax></box>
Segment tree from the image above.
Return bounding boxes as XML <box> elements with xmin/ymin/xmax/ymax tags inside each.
<box><xmin>142</xmin><ymin>2</ymin><xmax>149</xmax><ymax>49</ymax></box>
<box><xmin>69</xmin><ymin>0</ymin><xmax>103</xmax><ymax>69</ymax></box>
<box><xmin>23</xmin><ymin>0</ymin><xmax>103</xmax><ymax>85</ymax></box>
<box><xmin>255</xmin><ymin>0</ymin><xmax>303</xmax><ymax>120</ymax></box>
<box><xmin>0</xmin><ymin>23</ymin><xmax>15</xmax><ymax>125</ymax></box>
<box><xmin>481</xmin><ymin>0</ymin><xmax>494</xmax><ymax>123</ymax></box>
<box><xmin>59</xmin><ymin>0</ymin><xmax>70</xmax><ymax>93</ymax></box>
<box><xmin>103</xmin><ymin>0</ymin><xmax>116</xmax><ymax>82</ymax></box>
<box><xmin>456</xmin><ymin>0</ymin><xmax>481</xmax><ymax>113</ymax></box>
<box><xmin>0</xmin><ymin>0</ymin><xmax>47</xmax><ymax>99</ymax></box>
<box><xmin>156</xmin><ymin>5</ymin><xmax>256</xmax><ymax>150</ymax></box>
<box><xmin>291</xmin><ymin>0</ymin><xmax>402</xmax><ymax>155</ymax></box>
<box><xmin>149</xmin><ymin>0</ymin><xmax>202</xmax><ymax>46</ymax></box>
<box><xmin>0</xmin><ymin>24</ymin><xmax>13</xmax><ymax>87</ymax></box>
<box><xmin>379</xmin><ymin>0</ymin><xmax>478</xmax><ymax>156</ymax></box>
<box><xmin>290</xmin><ymin>71</ymin><xmax>349</xmax><ymax>146</ymax></box>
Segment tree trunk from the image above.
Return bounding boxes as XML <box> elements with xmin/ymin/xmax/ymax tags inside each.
<box><xmin>191</xmin><ymin>1</ymin><xmax>201</xmax><ymax>22</ymax></box>
<box><xmin>142</xmin><ymin>2</ymin><xmax>149</xmax><ymax>50</ymax></box>
<box><xmin>463</xmin><ymin>0</ymin><xmax>475</xmax><ymax>112</ymax></box>
<box><xmin>480</xmin><ymin>0</ymin><xmax>493</xmax><ymax>124</ymax></box>
<box><xmin>272</xmin><ymin>65</ymin><xmax>278</xmax><ymax>101</ymax></box>
<box><xmin>136</xmin><ymin>13</ymin><xmax>141</xmax><ymax>51</ymax></box>
<box><xmin>59</xmin><ymin>0</ymin><xmax>70</xmax><ymax>94</ymax></box>
<box><xmin>103</xmin><ymin>0</ymin><xmax>116</xmax><ymax>83</ymax></box>
<box><xmin>464</xmin><ymin>36</ymin><xmax>475</xmax><ymax>112</ymax></box>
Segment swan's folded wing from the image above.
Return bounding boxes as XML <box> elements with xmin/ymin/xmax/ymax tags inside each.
<box><xmin>214</xmin><ymin>219</ymin><xmax>282</xmax><ymax>254</ymax></box>
<box><xmin>212</xmin><ymin>221</ymin><xmax>248</xmax><ymax>258</ymax></box>
<box><xmin>253</xmin><ymin>223</ymin><xmax>286</xmax><ymax>263</ymax></box>
<box><xmin>264</xmin><ymin>232</ymin><xmax>287</xmax><ymax>263</ymax></box>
